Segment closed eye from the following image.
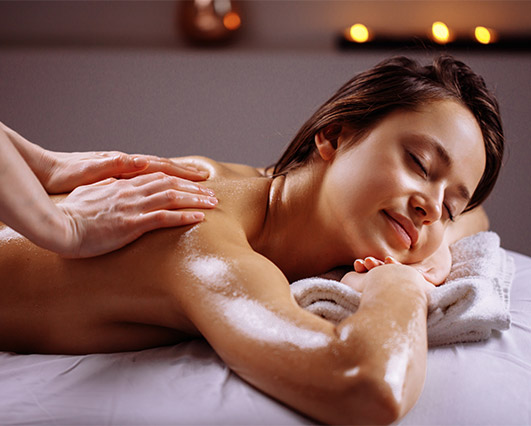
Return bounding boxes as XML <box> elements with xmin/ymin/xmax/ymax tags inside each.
<box><xmin>409</xmin><ymin>153</ymin><xmax>428</xmax><ymax>177</ymax></box>
<box><xmin>444</xmin><ymin>203</ymin><xmax>455</xmax><ymax>222</ymax></box>
<box><xmin>409</xmin><ymin>151</ymin><xmax>455</xmax><ymax>222</ymax></box>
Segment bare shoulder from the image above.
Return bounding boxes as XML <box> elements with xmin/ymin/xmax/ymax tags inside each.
<box><xmin>170</xmin><ymin>210</ymin><xmax>290</xmax><ymax>298</ymax></box>
<box><xmin>160</xmin><ymin>209</ymin><xmax>297</xmax><ymax>339</ymax></box>
<box><xmin>171</xmin><ymin>155</ymin><xmax>264</xmax><ymax>179</ymax></box>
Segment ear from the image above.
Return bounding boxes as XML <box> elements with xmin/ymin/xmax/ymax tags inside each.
<box><xmin>315</xmin><ymin>124</ymin><xmax>343</xmax><ymax>161</ymax></box>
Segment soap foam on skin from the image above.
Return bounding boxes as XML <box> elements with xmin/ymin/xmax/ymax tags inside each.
<box><xmin>383</xmin><ymin>341</ymin><xmax>409</xmax><ymax>403</ymax></box>
<box><xmin>224</xmin><ymin>298</ymin><xmax>331</xmax><ymax>350</ymax></box>
<box><xmin>187</xmin><ymin>255</ymin><xmax>232</xmax><ymax>286</ymax></box>
<box><xmin>0</xmin><ymin>226</ymin><xmax>24</xmax><ymax>246</ymax></box>
<box><xmin>186</xmin><ymin>252</ymin><xmax>331</xmax><ymax>350</ymax></box>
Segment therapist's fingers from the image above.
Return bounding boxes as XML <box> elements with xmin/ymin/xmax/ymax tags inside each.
<box><xmin>128</xmin><ymin>172</ymin><xmax>215</xmax><ymax>197</ymax></box>
<box><xmin>132</xmin><ymin>210</ymin><xmax>212</xmax><ymax>235</ymax></box>
<box><xmin>140</xmin><ymin>190</ymin><xmax>218</xmax><ymax>212</ymax></box>
<box><xmin>84</xmin><ymin>153</ymin><xmax>210</xmax><ymax>182</ymax></box>
<box><xmin>45</xmin><ymin>151</ymin><xmax>210</xmax><ymax>194</ymax></box>
<box><xmin>56</xmin><ymin>171</ymin><xmax>219</xmax><ymax>258</ymax></box>
<box><xmin>86</xmin><ymin>177</ymin><xmax>117</xmax><ymax>186</ymax></box>
<box><xmin>117</xmin><ymin>155</ymin><xmax>210</xmax><ymax>181</ymax></box>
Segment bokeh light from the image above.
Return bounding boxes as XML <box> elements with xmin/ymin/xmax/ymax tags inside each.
<box><xmin>432</xmin><ymin>21</ymin><xmax>450</xmax><ymax>44</ymax></box>
<box><xmin>475</xmin><ymin>26</ymin><xmax>493</xmax><ymax>44</ymax></box>
<box><xmin>223</xmin><ymin>11</ymin><xmax>241</xmax><ymax>31</ymax></box>
<box><xmin>348</xmin><ymin>24</ymin><xmax>369</xmax><ymax>43</ymax></box>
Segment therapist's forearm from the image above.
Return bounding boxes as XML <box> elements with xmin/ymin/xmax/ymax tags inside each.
<box><xmin>0</xmin><ymin>121</ymin><xmax>55</xmax><ymax>186</ymax></box>
<box><xmin>0</xmin><ymin>128</ymin><xmax>70</xmax><ymax>253</ymax></box>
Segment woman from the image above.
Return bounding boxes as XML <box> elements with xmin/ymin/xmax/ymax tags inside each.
<box><xmin>0</xmin><ymin>55</ymin><xmax>503</xmax><ymax>425</ymax></box>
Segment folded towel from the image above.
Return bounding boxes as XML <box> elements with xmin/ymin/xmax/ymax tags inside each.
<box><xmin>291</xmin><ymin>232</ymin><xmax>514</xmax><ymax>347</ymax></box>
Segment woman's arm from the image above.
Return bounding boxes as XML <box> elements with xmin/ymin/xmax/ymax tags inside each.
<box><xmin>177</xmin><ymin>246</ymin><xmax>429</xmax><ymax>425</ymax></box>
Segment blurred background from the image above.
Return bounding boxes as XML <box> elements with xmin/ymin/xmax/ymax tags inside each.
<box><xmin>0</xmin><ymin>1</ymin><xmax>530</xmax><ymax>255</ymax></box>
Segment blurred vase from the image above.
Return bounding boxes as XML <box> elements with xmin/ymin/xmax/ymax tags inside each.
<box><xmin>179</xmin><ymin>0</ymin><xmax>242</xmax><ymax>45</ymax></box>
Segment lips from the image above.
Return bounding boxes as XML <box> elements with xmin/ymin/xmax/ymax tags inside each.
<box><xmin>383</xmin><ymin>210</ymin><xmax>419</xmax><ymax>249</ymax></box>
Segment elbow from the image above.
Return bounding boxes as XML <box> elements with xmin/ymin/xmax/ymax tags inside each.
<box><xmin>366</xmin><ymin>381</ymin><xmax>403</xmax><ymax>425</ymax></box>
<box><xmin>317</xmin><ymin>370</ymin><xmax>405</xmax><ymax>425</ymax></box>
<box><xmin>351</xmin><ymin>373</ymin><xmax>403</xmax><ymax>425</ymax></box>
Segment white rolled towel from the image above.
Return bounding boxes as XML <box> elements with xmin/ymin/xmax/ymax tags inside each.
<box><xmin>291</xmin><ymin>232</ymin><xmax>513</xmax><ymax>347</ymax></box>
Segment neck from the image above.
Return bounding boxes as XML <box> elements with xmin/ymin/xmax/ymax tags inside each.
<box><xmin>250</xmin><ymin>165</ymin><xmax>354</xmax><ymax>281</ymax></box>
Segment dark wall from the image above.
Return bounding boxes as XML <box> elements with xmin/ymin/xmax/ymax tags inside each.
<box><xmin>1</xmin><ymin>2</ymin><xmax>529</xmax><ymax>255</ymax></box>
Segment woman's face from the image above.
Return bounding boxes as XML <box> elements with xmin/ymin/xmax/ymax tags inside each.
<box><xmin>321</xmin><ymin>100</ymin><xmax>486</xmax><ymax>264</ymax></box>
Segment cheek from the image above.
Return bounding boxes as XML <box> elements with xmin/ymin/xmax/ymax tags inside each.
<box><xmin>324</xmin><ymin>150</ymin><xmax>408</xmax><ymax>227</ymax></box>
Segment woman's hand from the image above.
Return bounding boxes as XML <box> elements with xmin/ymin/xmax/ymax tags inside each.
<box><xmin>39</xmin><ymin>150</ymin><xmax>210</xmax><ymax>194</ymax></box>
<box><xmin>56</xmin><ymin>172</ymin><xmax>218</xmax><ymax>258</ymax></box>
<box><xmin>348</xmin><ymin>239</ymin><xmax>452</xmax><ymax>288</ymax></box>
<box><xmin>341</xmin><ymin>256</ymin><xmax>435</xmax><ymax>295</ymax></box>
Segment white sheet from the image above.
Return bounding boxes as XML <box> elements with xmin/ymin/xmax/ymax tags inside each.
<box><xmin>1</xmin><ymin>251</ymin><xmax>530</xmax><ymax>425</ymax></box>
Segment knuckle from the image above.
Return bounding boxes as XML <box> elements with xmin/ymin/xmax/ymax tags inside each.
<box><xmin>164</xmin><ymin>189</ymin><xmax>179</xmax><ymax>202</ymax></box>
<box><xmin>152</xmin><ymin>171</ymin><xmax>167</xmax><ymax>180</ymax></box>
<box><xmin>113</xmin><ymin>153</ymin><xmax>129</xmax><ymax>167</ymax></box>
<box><xmin>167</xmin><ymin>174</ymin><xmax>179</xmax><ymax>185</ymax></box>
<box><xmin>175</xmin><ymin>178</ymin><xmax>191</xmax><ymax>190</ymax></box>
<box><xmin>161</xmin><ymin>174</ymin><xmax>180</xmax><ymax>189</ymax></box>
<box><xmin>151</xmin><ymin>211</ymin><xmax>168</xmax><ymax>225</ymax></box>
<box><xmin>116</xmin><ymin>183</ymin><xmax>135</xmax><ymax>197</ymax></box>
<box><xmin>120</xmin><ymin>215</ymin><xmax>137</xmax><ymax>230</ymax></box>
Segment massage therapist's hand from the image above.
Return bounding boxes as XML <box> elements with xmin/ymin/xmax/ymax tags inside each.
<box><xmin>37</xmin><ymin>150</ymin><xmax>210</xmax><ymax>194</ymax></box>
<box><xmin>0</xmin><ymin>122</ymin><xmax>217</xmax><ymax>258</ymax></box>
<box><xmin>55</xmin><ymin>172</ymin><xmax>218</xmax><ymax>258</ymax></box>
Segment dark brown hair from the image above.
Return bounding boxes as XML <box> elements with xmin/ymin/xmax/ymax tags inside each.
<box><xmin>271</xmin><ymin>55</ymin><xmax>504</xmax><ymax>212</ymax></box>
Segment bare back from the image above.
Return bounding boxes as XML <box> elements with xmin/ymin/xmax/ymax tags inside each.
<box><xmin>0</xmin><ymin>157</ymin><xmax>278</xmax><ymax>354</ymax></box>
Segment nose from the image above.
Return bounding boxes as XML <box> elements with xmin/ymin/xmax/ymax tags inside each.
<box><xmin>410</xmin><ymin>190</ymin><xmax>443</xmax><ymax>225</ymax></box>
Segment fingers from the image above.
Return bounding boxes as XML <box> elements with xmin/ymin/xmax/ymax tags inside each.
<box><xmin>384</xmin><ymin>256</ymin><xmax>401</xmax><ymax>265</ymax></box>
<box><xmin>82</xmin><ymin>152</ymin><xmax>142</xmax><ymax>183</ymax></box>
<box><xmin>134</xmin><ymin>210</ymin><xmax>207</xmax><ymax>235</ymax></box>
<box><xmin>57</xmin><ymin>172</ymin><xmax>217</xmax><ymax>257</ymax></box>
<box><xmin>354</xmin><ymin>256</ymin><xmax>385</xmax><ymax>273</ymax></box>
<box><xmin>140</xmin><ymin>190</ymin><xmax>218</xmax><ymax>212</ymax></box>
<box><xmin>119</xmin><ymin>155</ymin><xmax>210</xmax><ymax>181</ymax></box>
<box><xmin>84</xmin><ymin>152</ymin><xmax>210</xmax><ymax>183</ymax></box>
<box><xmin>354</xmin><ymin>259</ymin><xmax>368</xmax><ymax>273</ymax></box>
<box><xmin>46</xmin><ymin>150</ymin><xmax>211</xmax><ymax>195</ymax></box>
<box><xmin>86</xmin><ymin>177</ymin><xmax>117</xmax><ymax>187</ymax></box>
<box><xmin>126</xmin><ymin>172</ymin><xmax>216</xmax><ymax>197</ymax></box>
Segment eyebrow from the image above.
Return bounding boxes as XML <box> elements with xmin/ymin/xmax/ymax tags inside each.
<box><xmin>407</xmin><ymin>134</ymin><xmax>472</xmax><ymax>203</ymax></box>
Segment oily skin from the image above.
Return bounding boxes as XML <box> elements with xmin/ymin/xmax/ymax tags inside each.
<box><xmin>0</xmin><ymin>100</ymin><xmax>486</xmax><ymax>424</ymax></box>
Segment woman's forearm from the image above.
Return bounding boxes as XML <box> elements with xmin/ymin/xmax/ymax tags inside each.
<box><xmin>186</xmin><ymin>257</ymin><xmax>429</xmax><ymax>425</ymax></box>
<box><xmin>300</xmin><ymin>265</ymin><xmax>429</xmax><ymax>424</ymax></box>
<box><xmin>335</xmin><ymin>265</ymin><xmax>429</xmax><ymax>422</ymax></box>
